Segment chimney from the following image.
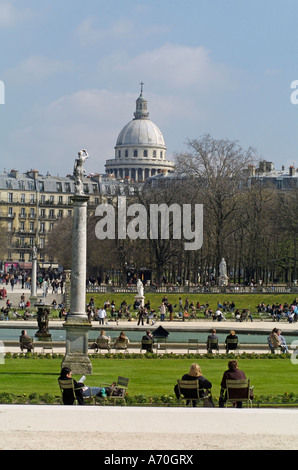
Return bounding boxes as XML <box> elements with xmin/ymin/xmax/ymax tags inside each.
<box><xmin>248</xmin><ymin>164</ymin><xmax>255</xmax><ymax>177</ymax></box>
<box><xmin>266</xmin><ymin>161</ymin><xmax>274</xmax><ymax>172</ymax></box>
<box><xmin>27</xmin><ymin>169</ymin><xmax>39</xmax><ymax>179</ymax></box>
<box><xmin>92</xmin><ymin>173</ymin><xmax>102</xmax><ymax>183</ymax></box>
<box><xmin>289</xmin><ymin>166</ymin><xmax>295</xmax><ymax>176</ymax></box>
<box><xmin>259</xmin><ymin>161</ymin><xmax>266</xmax><ymax>173</ymax></box>
<box><xmin>10</xmin><ymin>169</ymin><xmax>18</xmax><ymax>178</ymax></box>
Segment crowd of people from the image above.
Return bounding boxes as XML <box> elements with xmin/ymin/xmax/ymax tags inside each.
<box><xmin>0</xmin><ymin>272</ymin><xmax>65</xmax><ymax>295</ymax></box>
<box><xmin>1</xmin><ymin>291</ymin><xmax>65</xmax><ymax>321</ymax></box>
<box><xmin>257</xmin><ymin>300</ymin><xmax>298</xmax><ymax>322</ymax></box>
<box><xmin>85</xmin><ymin>297</ymin><xmax>159</xmax><ymax>325</ymax></box>
<box><xmin>1</xmin><ymin>274</ymin><xmax>297</xmax><ymax>326</ymax></box>
<box><xmin>0</xmin><ymin>293</ymin><xmax>35</xmax><ymax>320</ymax></box>
<box><xmin>82</xmin><ymin>295</ymin><xmax>298</xmax><ymax>326</ymax></box>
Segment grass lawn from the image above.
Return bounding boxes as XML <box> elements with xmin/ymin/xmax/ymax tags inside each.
<box><xmin>86</xmin><ymin>292</ymin><xmax>296</xmax><ymax>319</ymax></box>
<box><xmin>1</xmin><ymin>357</ymin><xmax>298</xmax><ymax>399</ymax></box>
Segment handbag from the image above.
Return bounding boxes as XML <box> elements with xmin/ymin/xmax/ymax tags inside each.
<box><xmin>203</xmin><ymin>390</ymin><xmax>214</xmax><ymax>407</ymax></box>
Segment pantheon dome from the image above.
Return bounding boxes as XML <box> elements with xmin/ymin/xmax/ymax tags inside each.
<box><xmin>105</xmin><ymin>85</ymin><xmax>175</xmax><ymax>181</ymax></box>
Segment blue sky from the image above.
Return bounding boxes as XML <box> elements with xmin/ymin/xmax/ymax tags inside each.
<box><xmin>1</xmin><ymin>0</ymin><xmax>298</xmax><ymax>176</ymax></box>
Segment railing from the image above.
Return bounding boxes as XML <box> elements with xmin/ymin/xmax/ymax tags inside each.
<box><xmin>86</xmin><ymin>284</ymin><xmax>298</xmax><ymax>294</ymax></box>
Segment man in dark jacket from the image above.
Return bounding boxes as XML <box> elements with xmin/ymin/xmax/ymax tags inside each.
<box><xmin>19</xmin><ymin>330</ymin><xmax>33</xmax><ymax>352</ymax></box>
<box><xmin>219</xmin><ymin>360</ymin><xmax>247</xmax><ymax>408</ymax></box>
<box><xmin>206</xmin><ymin>328</ymin><xmax>219</xmax><ymax>353</ymax></box>
<box><xmin>141</xmin><ymin>330</ymin><xmax>154</xmax><ymax>352</ymax></box>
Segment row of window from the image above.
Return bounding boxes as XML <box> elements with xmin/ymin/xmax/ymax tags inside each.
<box><xmin>6</xmin><ymin>180</ymin><xmax>36</xmax><ymax>190</ymax></box>
<box><xmin>17</xmin><ymin>237</ymin><xmax>45</xmax><ymax>248</ymax></box>
<box><xmin>5</xmin><ymin>181</ymin><xmax>99</xmax><ymax>193</ymax></box>
<box><xmin>5</xmin><ymin>207</ymin><xmax>71</xmax><ymax>218</ymax></box>
<box><xmin>6</xmin><ymin>193</ymin><xmax>74</xmax><ymax>204</ymax></box>
<box><xmin>8</xmin><ymin>219</ymin><xmax>56</xmax><ymax>233</ymax></box>
<box><xmin>117</xmin><ymin>149</ymin><xmax>164</xmax><ymax>159</ymax></box>
<box><xmin>6</xmin><ymin>192</ymin><xmax>98</xmax><ymax>204</ymax></box>
<box><xmin>7</xmin><ymin>246</ymin><xmax>45</xmax><ymax>261</ymax></box>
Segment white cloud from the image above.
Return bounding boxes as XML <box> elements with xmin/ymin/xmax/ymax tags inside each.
<box><xmin>7</xmin><ymin>90</ymin><xmax>135</xmax><ymax>175</ymax></box>
<box><xmin>0</xmin><ymin>0</ymin><xmax>35</xmax><ymax>27</ymax></box>
<box><xmin>75</xmin><ymin>17</ymin><xmax>134</xmax><ymax>46</ymax></box>
<box><xmin>6</xmin><ymin>87</ymin><xmax>192</xmax><ymax>175</ymax></box>
<box><xmin>75</xmin><ymin>15</ymin><xmax>170</xmax><ymax>47</ymax></box>
<box><xmin>113</xmin><ymin>43</ymin><xmax>236</xmax><ymax>91</ymax></box>
<box><xmin>3</xmin><ymin>55</ymin><xmax>73</xmax><ymax>85</ymax></box>
<box><xmin>1</xmin><ymin>44</ymin><xmax>238</xmax><ymax>175</ymax></box>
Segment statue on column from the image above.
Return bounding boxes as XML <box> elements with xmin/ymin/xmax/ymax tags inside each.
<box><xmin>74</xmin><ymin>149</ymin><xmax>89</xmax><ymax>195</ymax></box>
<box><xmin>30</xmin><ymin>245</ymin><xmax>38</xmax><ymax>300</ymax></box>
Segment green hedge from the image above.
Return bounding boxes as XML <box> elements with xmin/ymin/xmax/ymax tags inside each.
<box><xmin>3</xmin><ymin>351</ymin><xmax>293</xmax><ymax>360</ymax></box>
<box><xmin>0</xmin><ymin>391</ymin><xmax>297</xmax><ymax>407</ymax></box>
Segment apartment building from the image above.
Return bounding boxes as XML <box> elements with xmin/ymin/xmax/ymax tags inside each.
<box><xmin>0</xmin><ymin>169</ymin><xmax>120</xmax><ymax>272</ymax></box>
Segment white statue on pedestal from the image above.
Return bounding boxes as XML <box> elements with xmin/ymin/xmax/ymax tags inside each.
<box><xmin>74</xmin><ymin>149</ymin><xmax>89</xmax><ymax>195</ymax></box>
<box><xmin>137</xmin><ymin>279</ymin><xmax>144</xmax><ymax>297</ymax></box>
<box><xmin>218</xmin><ymin>257</ymin><xmax>229</xmax><ymax>286</ymax></box>
<box><xmin>219</xmin><ymin>258</ymin><xmax>227</xmax><ymax>277</ymax></box>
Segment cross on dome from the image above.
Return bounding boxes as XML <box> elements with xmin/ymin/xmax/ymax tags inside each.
<box><xmin>134</xmin><ymin>82</ymin><xmax>149</xmax><ymax>120</ymax></box>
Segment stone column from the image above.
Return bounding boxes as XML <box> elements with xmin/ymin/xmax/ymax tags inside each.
<box><xmin>30</xmin><ymin>245</ymin><xmax>38</xmax><ymax>307</ymax></box>
<box><xmin>64</xmin><ymin>269</ymin><xmax>71</xmax><ymax>310</ymax></box>
<box><xmin>62</xmin><ymin>193</ymin><xmax>92</xmax><ymax>375</ymax></box>
<box><xmin>69</xmin><ymin>195</ymin><xmax>89</xmax><ymax>321</ymax></box>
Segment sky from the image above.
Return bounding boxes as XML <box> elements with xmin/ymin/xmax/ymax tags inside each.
<box><xmin>1</xmin><ymin>0</ymin><xmax>298</xmax><ymax>177</ymax></box>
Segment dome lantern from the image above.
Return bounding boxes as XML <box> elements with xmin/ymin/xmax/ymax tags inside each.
<box><xmin>134</xmin><ymin>82</ymin><xmax>149</xmax><ymax>120</ymax></box>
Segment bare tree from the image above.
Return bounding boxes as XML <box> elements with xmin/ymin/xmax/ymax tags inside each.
<box><xmin>45</xmin><ymin>216</ymin><xmax>72</xmax><ymax>269</ymax></box>
<box><xmin>276</xmin><ymin>188</ymin><xmax>298</xmax><ymax>282</ymax></box>
<box><xmin>0</xmin><ymin>223</ymin><xmax>10</xmax><ymax>261</ymax></box>
<box><xmin>232</xmin><ymin>180</ymin><xmax>278</xmax><ymax>283</ymax></box>
<box><xmin>131</xmin><ymin>177</ymin><xmax>199</xmax><ymax>285</ymax></box>
<box><xmin>175</xmin><ymin>134</ymin><xmax>257</xmax><ymax>274</ymax></box>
